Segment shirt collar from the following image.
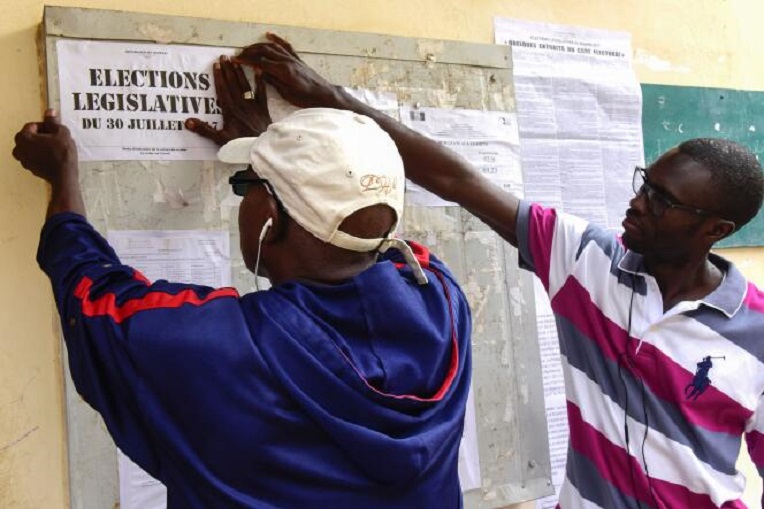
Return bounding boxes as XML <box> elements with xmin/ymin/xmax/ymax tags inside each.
<box><xmin>617</xmin><ymin>250</ymin><xmax>746</xmax><ymax>318</ymax></box>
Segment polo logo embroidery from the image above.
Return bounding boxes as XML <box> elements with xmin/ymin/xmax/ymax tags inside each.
<box><xmin>685</xmin><ymin>356</ymin><xmax>725</xmax><ymax>401</ymax></box>
<box><xmin>360</xmin><ymin>175</ymin><xmax>397</xmax><ymax>195</ymax></box>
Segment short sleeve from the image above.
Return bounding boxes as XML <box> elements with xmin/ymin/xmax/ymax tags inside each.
<box><xmin>515</xmin><ymin>200</ymin><xmax>592</xmax><ymax>298</ymax></box>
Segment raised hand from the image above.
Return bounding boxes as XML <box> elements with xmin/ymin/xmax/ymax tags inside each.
<box><xmin>13</xmin><ymin>109</ymin><xmax>78</xmax><ymax>186</ymax></box>
<box><xmin>234</xmin><ymin>33</ymin><xmax>343</xmax><ymax>109</ymax></box>
<box><xmin>186</xmin><ymin>56</ymin><xmax>271</xmax><ymax>145</ymax></box>
<box><xmin>13</xmin><ymin>109</ymin><xmax>85</xmax><ymax>217</ymax></box>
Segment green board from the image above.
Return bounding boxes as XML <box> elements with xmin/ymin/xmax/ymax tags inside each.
<box><xmin>641</xmin><ymin>83</ymin><xmax>764</xmax><ymax>248</ymax></box>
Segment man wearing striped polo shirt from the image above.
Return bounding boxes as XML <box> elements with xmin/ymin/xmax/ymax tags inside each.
<box><xmin>239</xmin><ymin>35</ymin><xmax>764</xmax><ymax>508</ymax></box>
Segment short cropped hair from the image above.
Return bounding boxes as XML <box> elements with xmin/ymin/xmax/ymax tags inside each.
<box><xmin>677</xmin><ymin>138</ymin><xmax>764</xmax><ymax>228</ymax></box>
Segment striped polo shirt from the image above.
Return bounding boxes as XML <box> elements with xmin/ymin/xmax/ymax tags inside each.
<box><xmin>517</xmin><ymin>201</ymin><xmax>764</xmax><ymax>508</ymax></box>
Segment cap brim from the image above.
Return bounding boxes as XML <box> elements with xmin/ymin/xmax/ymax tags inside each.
<box><xmin>217</xmin><ymin>137</ymin><xmax>257</xmax><ymax>164</ymax></box>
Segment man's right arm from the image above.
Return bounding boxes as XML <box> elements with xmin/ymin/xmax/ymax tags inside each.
<box><xmin>236</xmin><ymin>36</ymin><xmax>522</xmax><ymax>247</ymax></box>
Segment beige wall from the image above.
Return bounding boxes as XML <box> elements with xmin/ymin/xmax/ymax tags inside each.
<box><xmin>2</xmin><ymin>1</ymin><xmax>763</xmax><ymax>507</ymax></box>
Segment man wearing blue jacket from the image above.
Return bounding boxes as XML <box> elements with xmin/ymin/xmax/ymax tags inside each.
<box><xmin>13</xmin><ymin>85</ymin><xmax>471</xmax><ymax>506</ymax></box>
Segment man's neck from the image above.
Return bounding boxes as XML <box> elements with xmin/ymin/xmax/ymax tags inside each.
<box><xmin>268</xmin><ymin>253</ymin><xmax>378</xmax><ymax>287</ymax></box>
<box><xmin>643</xmin><ymin>254</ymin><xmax>724</xmax><ymax>312</ymax></box>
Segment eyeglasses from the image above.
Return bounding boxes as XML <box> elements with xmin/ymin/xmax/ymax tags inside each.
<box><xmin>228</xmin><ymin>169</ymin><xmax>273</xmax><ymax>197</ymax></box>
<box><xmin>632</xmin><ymin>166</ymin><xmax>720</xmax><ymax>219</ymax></box>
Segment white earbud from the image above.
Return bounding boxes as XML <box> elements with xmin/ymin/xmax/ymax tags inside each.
<box><xmin>259</xmin><ymin>217</ymin><xmax>273</xmax><ymax>241</ymax></box>
<box><xmin>253</xmin><ymin>217</ymin><xmax>273</xmax><ymax>292</ymax></box>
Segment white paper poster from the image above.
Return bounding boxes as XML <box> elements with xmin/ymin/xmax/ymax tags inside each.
<box><xmin>265</xmin><ymin>86</ymin><xmax>397</xmax><ymax>124</ymax></box>
<box><xmin>495</xmin><ymin>18</ymin><xmax>642</xmax><ymax>228</ymax></box>
<box><xmin>57</xmin><ymin>40</ymin><xmax>236</xmax><ymax>161</ymax></box>
<box><xmin>399</xmin><ymin>107</ymin><xmax>524</xmax><ymax>207</ymax></box>
<box><xmin>108</xmin><ymin>229</ymin><xmax>232</xmax><ymax>509</ymax></box>
<box><xmin>108</xmin><ymin>230</ymin><xmax>232</xmax><ymax>288</ymax></box>
<box><xmin>344</xmin><ymin>88</ymin><xmax>400</xmax><ymax>119</ymax></box>
<box><xmin>117</xmin><ymin>450</ymin><xmax>166</xmax><ymax>509</ymax></box>
<box><xmin>494</xmin><ymin>19</ymin><xmax>643</xmax><ymax>508</ymax></box>
<box><xmin>56</xmin><ymin>39</ymin><xmax>403</xmax><ymax>162</ymax></box>
<box><xmin>458</xmin><ymin>383</ymin><xmax>482</xmax><ymax>492</ymax></box>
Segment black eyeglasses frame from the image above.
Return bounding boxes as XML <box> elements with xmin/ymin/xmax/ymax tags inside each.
<box><xmin>632</xmin><ymin>166</ymin><xmax>723</xmax><ymax>219</ymax></box>
<box><xmin>228</xmin><ymin>168</ymin><xmax>287</xmax><ymax>217</ymax></box>
<box><xmin>228</xmin><ymin>172</ymin><xmax>271</xmax><ymax>198</ymax></box>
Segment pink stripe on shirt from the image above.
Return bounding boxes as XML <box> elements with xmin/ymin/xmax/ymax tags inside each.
<box><xmin>527</xmin><ymin>205</ymin><xmax>558</xmax><ymax>292</ymax></box>
<box><xmin>747</xmin><ymin>430</ymin><xmax>764</xmax><ymax>469</ymax></box>
<box><xmin>567</xmin><ymin>402</ymin><xmax>741</xmax><ymax>509</ymax></box>
<box><xmin>553</xmin><ymin>277</ymin><xmax>752</xmax><ymax>435</ymax></box>
<box><xmin>742</xmin><ymin>282</ymin><xmax>764</xmax><ymax>315</ymax></box>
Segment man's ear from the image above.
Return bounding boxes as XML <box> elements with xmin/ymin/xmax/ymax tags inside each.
<box><xmin>708</xmin><ymin>219</ymin><xmax>736</xmax><ymax>244</ymax></box>
<box><xmin>262</xmin><ymin>197</ymin><xmax>287</xmax><ymax>244</ymax></box>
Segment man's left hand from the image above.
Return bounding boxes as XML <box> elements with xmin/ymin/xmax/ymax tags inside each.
<box><xmin>13</xmin><ymin>109</ymin><xmax>86</xmax><ymax>218</ymax></box>
<box><xmin>13</xmin><ymin>109</ymin><xmax>78</xmax><ymax>186</ymax></box>
<box><xmin>186</xmin><ymin>56</ymin><xmax>271</xmax><ymax>146</ymax></box>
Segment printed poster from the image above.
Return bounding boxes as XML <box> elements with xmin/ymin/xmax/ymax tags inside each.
<box><xmin>57</xmin><ymin>40</ymin><xmax>235</xmax><ymax>161</ymax></box>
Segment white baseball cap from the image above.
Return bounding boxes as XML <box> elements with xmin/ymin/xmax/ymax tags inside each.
<box><xmin>218</xmin><ymin>108</ymin><xmax>427</xmax><ymax>284</ymax></box>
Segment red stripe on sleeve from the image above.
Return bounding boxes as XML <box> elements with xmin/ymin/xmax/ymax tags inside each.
<box><xmin>73</xmin><ymin>276</ymin><xmax>239</xmax><ymax>324</ymax></box>
<box><xmin>132</xmin><ymin>269</ymin><xmax>151</xmax><ymax>285</ymax></box>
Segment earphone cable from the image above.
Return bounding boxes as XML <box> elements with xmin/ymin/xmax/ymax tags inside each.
<box><xmin>622</xmin><ymin>269</ymin><xmax>661</xmax><ymax>508</ymax></box>
<box><xmin>621</xmin><ymin>282</ymin><xmax>642</xmax><ymax>508</ymax></box>
<box><xmin>640</xmin><ymin>365</ymin><xmax>660</xmax><ymax>508</ymax></box>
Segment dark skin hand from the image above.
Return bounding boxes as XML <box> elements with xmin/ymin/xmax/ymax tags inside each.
<box><xmin>13</xmin><ymin>109</ymin><xmax>85</xmax><ymax>218</ymax></box>
<box><xmin>235</xmin><ymin>34</ymin><xmax>522</xmax><ymax>246</ymax></box>
<box><xmin>186</xmin><ymin>55</ymin><xmax>272</xmax><ymax>145</ymax></box>
<box><xmin>235</xmin><ymin>34</ymin><xmax>347</xmax><ymax>110</ymax></box>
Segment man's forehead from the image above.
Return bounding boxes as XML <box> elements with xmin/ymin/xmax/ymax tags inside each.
<box><xmin>649</xmin><ymin>150</ymin><xmax>709</xmax><ymax>179</ymax></box>
<box><xmin>649</xmin><ymin>149</ymin><xmax>714</xmax><ymax>202</ymax></box>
